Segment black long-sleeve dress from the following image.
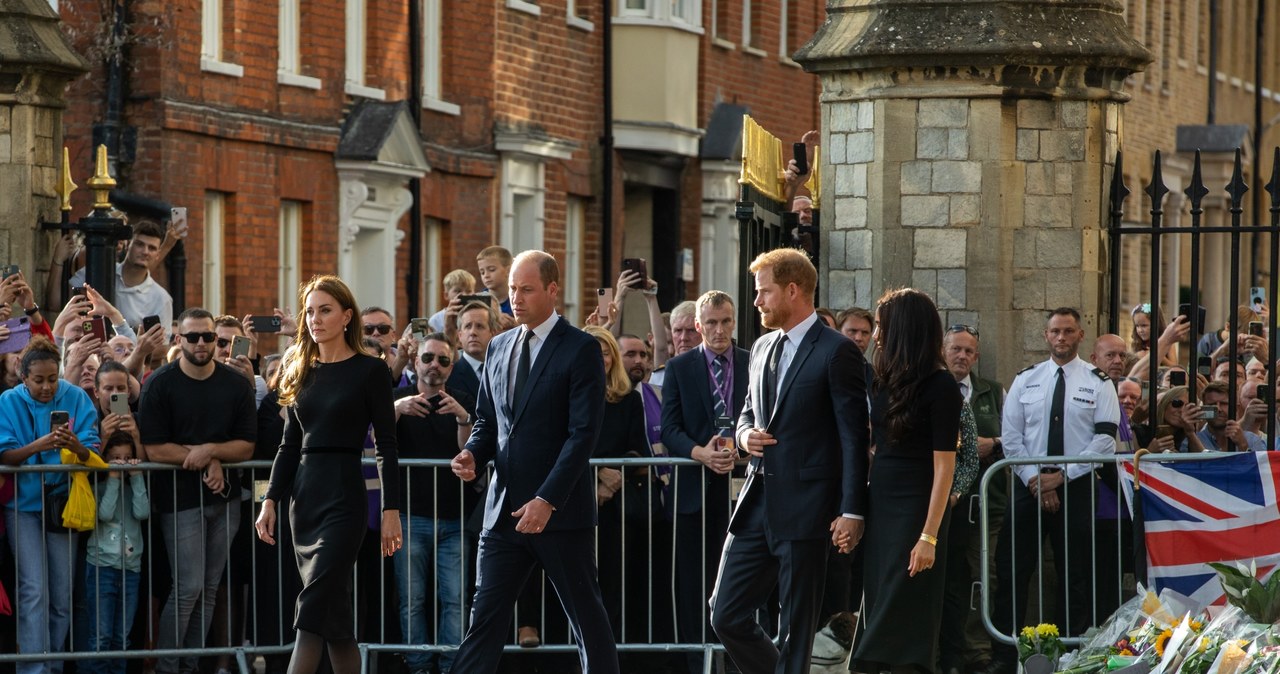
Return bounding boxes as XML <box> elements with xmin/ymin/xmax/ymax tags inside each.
<box><xmin>852</xmin><ymin>369</ymin><xmax>962</xmax><ymax>673</ymax></box>
<box><xmin>265</xmin><ymin>353</ymin><xmax>399</xmax><ymax>640</ymax></box>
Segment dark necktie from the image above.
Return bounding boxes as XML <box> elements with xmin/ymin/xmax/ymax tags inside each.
<box><xmin>763</xmin><ymin>335</ymin><xmax>786</xmax><ymax>416</ymax></box>
<box><xmin>513</xmin><ymin>330</ymin><xmax>532</xmax><ymax>405</ymax></box>
<box><xmin>712</xmin><ymin>354</ymin><xmax>729</xmax><ymax>419</ymax></box>
<box><xmin>1048</xmin><ymin>366</ymin><xmax>1066</xmax><ymax>456</ymax></box>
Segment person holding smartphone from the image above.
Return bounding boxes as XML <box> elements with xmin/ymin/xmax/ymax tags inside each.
<box><xmin>254</xmin><ymin>275</ymin><xmax>401</xmax><ymax>674</ymax></box>
<box><xmin>0</xmin><ymin>338</ymin><xmax>100</xmax><ymax>674</ymax></box>
<box><xmin>1180</xmin><ymin>381</ymin><xmax>1266</xmax><ymax>451</ymax></box>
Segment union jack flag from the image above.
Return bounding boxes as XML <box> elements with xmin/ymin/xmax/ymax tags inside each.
<box><xmin>1119</xmin><ymin>451</ymin><xmax>1280</xmax><ymax>609</ymax></box>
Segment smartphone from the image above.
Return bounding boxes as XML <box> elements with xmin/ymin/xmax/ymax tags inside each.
<box><xmin>792</xmin><ymin>142</ymin><xmax>809</xmax><ymax>175</ymax></box>
<box><xmin>410</xmin><ymin>317</ymin><xmax>430</xmax><ymax>340</ymax></box>
<box><xmin>425</xmin><ymin>393</ymin><xmax>445</xmax><ymax>413</ymax></box>
<box><xmin>596</xmin><ymin>288</ymin><xmax>613</xmax><ymax>320</ymax></box>
<box><xmin>1201</xmin><ymin>408</ymin><xmax>1218</xmax><ymax>421</ymax></box>
<box><xmin>230</xmin><ymin>334</ymin><xmax>251</xmax><ymax>359</ymax></box>
<box><xmin>1178</xmin><ymin>303</ymin><xmax>1207</xmax><ymax>331</ymax></box>
<box><xmin>1250</xmin><ymin>321</ymin><xmax>1264</xmax><ymax>337</ymax></box>
<box><xmin>83</xmin><ymin>316</ymin><xmax>107</xmax><ymax>341</ymax></box>
<box><xmin>1259</xmin><ymin>386</ymin><xmax>1272</xmax><ymax>404</ymax></box>
<box><xmin>1169</xmin><ymin>370</ymin><xmax>1187</xmax><ymax>387</ymax></box>
<box><xmin>49</xmin><ymin>410</ymin><xmax>70</xmax><ymax>430</ymax></box>
<box><xmin>0</xmin><ymin>316</ymin><xmax>31</xmax><ymax>355</ymax></box>
<box><xmin>108</xmin><ymin>392</ymin><xmax>130</xmax><ymax>417</ymax></box>
<box><xmin>1252</xmin><ymin>286</ymin><xmax>1267</xmax><ymax>310</ymax></box>
<box><xmin>2</xmin><ymin>264</ymin><xmax>18</xmax><ymax>279</ymax></box>
<box><xmin>1197</xmin><ymin>356</ymin><xmax>1213</xmax><ymax>378</ymax></box>
<box><xmin>170</xmin><ymin>206</ymin><xmax>188</xmax><ymax>236</ymax></box>
<box><xmin>621</xmin><ymin>258</ymin><xmax>647</xmax><ymax>287</ymax></box>
<box><xmin>70</xmin><ymin>285</ymin><xmax>87</xmax><ymax>298</ymax></box>
<box><xmin>142</xmin><ymin>314</ymin><xmax>162</xmax><ymax>334</ymax></box>
<box><xmin>456</xmin><ymin>294</ymin><xmax>491</xmax><ymax>310</ymax></box>
<box><xmin>249</xmin><ymin>315</ymin><xmax>282</xmax><ymax>333</ymax></box>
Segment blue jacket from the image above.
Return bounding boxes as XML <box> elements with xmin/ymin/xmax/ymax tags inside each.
<box><xmin>0</xmin><ymin>380</ymin><xmax>101</xmax><ymax>511</ymax></box>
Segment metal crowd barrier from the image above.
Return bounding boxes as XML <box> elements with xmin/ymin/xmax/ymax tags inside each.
<box><xmin>0</xmin><ymin>456</ymin><xmax>736</xmax><ymax>674</ymax></box>
<box><xmin>978</xmin><ymin>451</ymin><xmax>1238</xmax><ymax>647</ymax></box>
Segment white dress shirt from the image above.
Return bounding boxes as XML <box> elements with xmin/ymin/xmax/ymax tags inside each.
<box><xmin>774</xmin><ymin>311</ymin><xmax>820</xmax><ymax>398</ymax></box>
<box><xmin>1001</xmin><ymin>356</ymin><xmax>1120</xmax><ymax>486</ymax></box>
<box><xmin>958</xmin><ymin>374</ymin><xmax>973</xmax><ymax>403</ymax></box>
<box><xmin>461</xmin><ymin>351</ymin><xmax>484</xmax><ymax>378</ymax></box>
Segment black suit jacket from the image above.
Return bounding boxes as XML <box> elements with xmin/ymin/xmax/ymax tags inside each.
<box><xmin>447</xmin><ymin>355</ymin><xmax>482</xmax><ymax>403</ymax></box>
<box><xmin>661</xmin><ymin>344</ymin><xmax>750</xmax><ymax>516</ymax></box>
<box><xmin>466</xmin><ymin>317</ymin><xmax>606</xmax><ymax>532</ymax></box>
<box><xmin>734</xmin><ymin>320</ymin><xmax>870</xmax><ymax>541</ymax></box>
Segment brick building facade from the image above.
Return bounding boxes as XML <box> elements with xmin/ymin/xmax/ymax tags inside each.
<box><xmin>53</xmin><ymin>0</ymin><xmax>822</xmax><ymax>330</ymax></box>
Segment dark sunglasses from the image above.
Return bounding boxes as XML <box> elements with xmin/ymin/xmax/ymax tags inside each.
<box><xmin>363</xmin><ymin>324</ymin><xmax>393</xmax><ymax>336</ymax></box>
<box><xmin>216</xmin><ymin>338</ymin><xmax>233</xmax><ymax>348</ymax></box>
<box><xmin>947</xmin><ymin>324</ymin><xmax>979</xmax><ymax>338</ymax></box>
<box><xmin>420</xmin><ymin>353</ymin><xmax>452</xmax><ymax>367</ymax></box>
<box><xmin>180</xmin><ymin>332</ymin><xmax>217</xmax><ymax>344</ymax></box>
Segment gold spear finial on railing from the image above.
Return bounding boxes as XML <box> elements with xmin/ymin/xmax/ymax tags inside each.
<box><xmin>86</xmin><ymin>144</ymin><xmax>116</xmax><ymax>210</ymax></box>
<box><xmin>57</xmin><ymin>147</ymin><xmax>77</xmax><ymax>213</ymax></box>
<box><xmin>1132</xmin><ymin>448</ymin><xmax>1150</xmax><ymax>491</ymax></box>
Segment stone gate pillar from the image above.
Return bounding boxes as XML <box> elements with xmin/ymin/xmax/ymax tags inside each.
<box><xmin>794</xmin><ymin>0</ymin><xmax>1151</xmax><ymax>380</ymax></box>
<box><xmin>0</xmin><ymin>0</ymin><xmax>88</xmax><ymax>284</ymax></box>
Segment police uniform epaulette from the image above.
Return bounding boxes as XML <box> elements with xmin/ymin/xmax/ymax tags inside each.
<box><xmin>1091</xmin><ymin>367</ymin><xmax>1110</xmax><ymax>381</ymax></box>
<box><xmin>1016</xmin><ymin>363</ymin><xmax>1037</xmax><ymax>376</ymax></box>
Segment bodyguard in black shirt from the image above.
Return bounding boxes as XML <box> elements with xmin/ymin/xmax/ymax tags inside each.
<box><xmin>392</xmin><ymin>332</ymin><xmax>478</xmax><ymax>674</ymax></box>
<box><xmin>139</xmin><ymin>308</ymin><xmax>257</xmax><ymax>674</ymax></box>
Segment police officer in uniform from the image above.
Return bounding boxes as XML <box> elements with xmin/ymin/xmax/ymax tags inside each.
<box><xmin>986</xmin><ymin>308</ymin><xmax>1119</xmax><ymax>674</ymax></box>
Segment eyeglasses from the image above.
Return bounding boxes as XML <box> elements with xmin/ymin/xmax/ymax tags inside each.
<box><xmin>420</xmin><ymin>353</ymin><xmax>452</xmax><ymax>367</ymax></box>
<box><xmin>216</xmin><ymin>338</ymin><xmax>233</xmax><ymax>348</ymax></box>
<box><xmin>180</xmin><ymin>332</ymin><xmax>217</xmax><ymax>344</ymax></box>
<box><xmin>947</xmin><ymin>325</ymin><xmax>979</xmax><ymax>338</ymax></box>
<box><xmin>363</xmin><ymin>324</ymin><xmax>393</xmax><ymax>336</ymax></box>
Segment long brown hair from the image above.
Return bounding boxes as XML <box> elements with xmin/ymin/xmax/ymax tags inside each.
<box><xmin>872</xmin><ymin>288</ymin><xmax>946</xmax><ymax>443</ymax></box>
<box><xmin>276</xmin><ymin>275</ymin><xmax>366</xmax><ymax>406</ymax></box>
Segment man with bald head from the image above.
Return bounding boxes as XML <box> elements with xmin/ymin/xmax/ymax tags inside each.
<box><xmin>1089</xmin><ymin>333</ymin><xmax>1133</xmax><ymax>623</ymax></box>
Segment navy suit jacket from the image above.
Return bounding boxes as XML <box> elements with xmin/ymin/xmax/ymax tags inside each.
<box><xmin>447</xmin><ymin>356</ymin><xmax>482</xmax><ymax>403</ymax></box>
<box><xmin>660</xmin><ymin>344</ymin><xmax>750</xmax><ymax>516</ymax></box>
<box><xmin>465</xmin><ymin>317</ymin><xmax>606</xmax><ymax>532</ymax></box>
<box><xmin>734</xmin><ymin>320</ymin><xmax>870</xmax><ymax>541</ymax></box>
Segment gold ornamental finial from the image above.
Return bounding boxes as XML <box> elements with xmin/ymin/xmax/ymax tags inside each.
<box><xmin>57</xmin><ymin>147</ymin><xmax>77</xmax><ymax>212</ymax></box>
<box><xmin>86</xmin><ymin>144</ymin><xmax>116</xmax><ymax>210</ymax></box>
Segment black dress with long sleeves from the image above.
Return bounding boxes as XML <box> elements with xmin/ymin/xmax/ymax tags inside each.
<box><xmin>265</xmin><ymin>354</ymin><xmax>399</xmax><ymax>640</ymax></box>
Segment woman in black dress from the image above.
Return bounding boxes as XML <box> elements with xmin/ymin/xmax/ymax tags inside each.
<box><xmin>851</xmin><ymin>288</ymin><xmax>962</xmax><ymax>673</ymax></box>
<box><xmin>254</xmin><ymin>275</ymin><xmax>402</xmax><ymax>674</ymax></box>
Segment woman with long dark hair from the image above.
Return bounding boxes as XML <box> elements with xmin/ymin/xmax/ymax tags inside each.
<box><xmin>851</xmin><ymin>288</ymin><xmax>961</xmax><ymax>673</ymax></box>
<box><xmin>254</xmin><ymin>275</ymin><xmax>401</xmax><ymax>674</ymax></box>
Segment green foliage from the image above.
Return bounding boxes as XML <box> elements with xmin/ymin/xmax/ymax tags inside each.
<box><xmin>1208</xmin><ymin>560</ymin><xmax>1280</xmax><ymax>625</ymax></box>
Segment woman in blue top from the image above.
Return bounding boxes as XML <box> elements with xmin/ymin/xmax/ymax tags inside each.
<box><xmin>0</xmin><ymin>338</ymin><xmax>100</xmax><ymax>674</ymax></box>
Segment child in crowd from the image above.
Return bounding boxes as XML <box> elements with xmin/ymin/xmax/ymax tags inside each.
<box><xmin>77</xmin><ymin>430</ymin><xmax>150</xmax><ymax>674</ymax></box>
<box><xmin>475</xmin><ymin>246</ymin><xmax>514</xmax><ymax>315</ymax></box>
<box><xmin>428</xmin><ymin>268</ymin><xmax>477</xmax><ymax>333</ymax></box>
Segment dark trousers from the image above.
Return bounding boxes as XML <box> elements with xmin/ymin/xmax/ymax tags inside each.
<box><xmin>452</xmin><ymin>520</ymin><xmax>619</xmax><ymax>674</ymax></box>
<box><xmin>709</xmin><ymin>480</ymin><xmax>828</xmax><ymax>674</ymax></box>
<box><xmin>938</xmin><ymin>496</ymin><xmax>975</xmax><ymax>672</ymax></box>
<box><xmin>675</xmin><ymin>508</ymin><xmax>729</xmax><ymax>674</ymax></box>
<box><xmin>990</xmin><ymin>476</ymin><xmax>1095</xmax><ymax>666</ymax></box>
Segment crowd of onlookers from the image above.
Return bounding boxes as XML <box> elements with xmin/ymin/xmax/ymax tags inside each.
<box><xmin>3</xmin><ymin>210</ymin><xmax>1276</xmax><ymax>674</ymax></box>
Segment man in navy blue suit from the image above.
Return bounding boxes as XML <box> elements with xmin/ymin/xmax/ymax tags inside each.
<box><xmin>661</xmin><ymin>289</ymin><xmax>749</xmax><ymax>673</ymax></box>
<box><xmin>450</xmin><ymin>250</ymin><xmax>618</xmax><ymax>674</ymax></box>
<box><xmin>711</xmin><ymin>248</ymin><xmax>870</xmax><ymax>674</ymax></box>
<box><xmin>446</xmin><ymin>300</ymin><xmax>497</xmax><ymax>403</ymax></box>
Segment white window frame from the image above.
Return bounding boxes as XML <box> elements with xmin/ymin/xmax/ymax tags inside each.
<box><xmin>507</xmin><ymin>0</ymin><xmax>541</xmax><ymax>17</ymax></box>
<box><xmin>499</xmin><ymin>155</ymin><xmax>546</xmax><ymax>254</ymax></box>
<box><xmin>778</xmin><ymin>0</ymin><xmax>788</xmax><ymax>56</ymax></box>
<box><xmin>563</xmin><ymin>198</ymin><xmax>585</xmax><ymax>325</ymax></box>
<box><xmin>278</xmin><ymin>201</ymin><xmax>302</xmax><ymax>310</ymax></box>
<box><xmin>421</xmin><ymin>0</ymin><xmax>460</xmax><ymax>114</ymax></box>
<box><xmin>346</xmin><ymin>0</ymin><xmax>386</xmax><ymax>99</ymax></box>
<box><xmin>422</xmin><ymin>218</ymin><xmax>444</xmax><ymax>317</ymax></box>
<box><xmin>613</xmin><ymin>0</ymin><xmax>702</xmax><ymax>32</ymax></box>
<box><xmin>566</xmin><ymin>0</ymin><xmax>594</xmax><ymax>31</ymax></box>
<box><xmin>279</xmin><ymin>0</ymin><xmax>321</xmax><ymax>89</ymax></box>
<box><xmin>204</xmin><ymin>192</ymin><xmax>226</xmax><ymax>314</ymax></box>
<box><xmin>742</xmin><ymin>0</ymin><xmax>764</xmax><ymax>54</ymax></box>
<box><xmin>201</xmin><ymin>0</ymin><xmax>244</xmax><ymax>77</ymax></box>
